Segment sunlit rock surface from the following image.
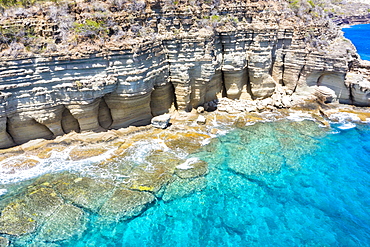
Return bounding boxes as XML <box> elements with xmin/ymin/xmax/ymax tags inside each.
<box><xmin>0</xmin><ymin>115</ymin><xmax>217</xmax><ymax>244</ymax></box>
<box><xmin>37</xmin><ymin>204</ymin><xmax>86</xmax><ymax>242</ymax></box>
<box><xmin>99</xmin><ymin>189</ymin><xmax>155</xmax><ymax>220</ymax></box>
<box><xmin>1</xmin><ymin>106</ymin><xmax>370</xmax><ymax>245</ymax></box>
<box><xmin>0</xmin><ymin>0</ymin><xmax>368</xmax><ymax>148</ymax></box>
<box><xmin>51</xmin><ymin>174</ymin><xmax>115</xmax><ymax>213</ymax></box>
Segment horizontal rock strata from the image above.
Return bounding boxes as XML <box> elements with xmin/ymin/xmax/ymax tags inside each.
<box><xmin>0</xmin><ymin>0</ymin><xmax>369</xmax><ymax>148</ymax></box>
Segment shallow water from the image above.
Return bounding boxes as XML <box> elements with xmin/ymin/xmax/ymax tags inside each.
<box><xmin>1</xmin><ymin>119</ymin><xmax>370</xmax><ymax>246</ymax></box>
<box><xmin>343</xmin><ymin>23</ymin><xmax>370</xmax><ymax>60</ymax></box>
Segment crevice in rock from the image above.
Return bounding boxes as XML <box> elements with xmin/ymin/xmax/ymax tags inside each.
<box><xmin>5</xmin><ymin>117</ymin><xmax>16</xmax><ymax>145</ymax></box>
<box><xmin>36</xmin><ymin>121</ymin><xmax>54</xmax><ymax>139</ymax></box>
<box><xmin>349</xmin><ymin>84</ymin><xmax>354</xmax><ymax>104</ymax></box>
<box><xmin>226</xmin><ymin>167</ymin><xmax>274</xmax><ymax>195</ymax></box>
<box><xmin>269</xmin><ymin>41</ymin><xmax>278</xmax><ymax>76</ymax></box>
<box><xmin>294</xmin><ymin>64</ymin><xmax>306</xmax><ymax>93</ymax></box>
<box><xmin>98</xmin><ymin>97</ymin><xmax>113</xmax><ymax>129</ymax></box>
<box><xmin>61</xmin><ymin>108</ymin><xmax>80</xmax><ymax>134</ymax></box>
<box><xmin>281</xmin><ymin>53</ymin><xmax>286</xmax><ymax>86</ymax></box>
<box><xmin>220</xmin><ymin>40</ymin><xmax>228</xmax><ymax>98</ymax></box>
<box><xmin>348</xmin><ymin>60</ymin><xmax>354</xmax><ymax>71</ymax></box>
<box><xmin>316</xmin><ymin>74</ymin><xmax>324</xmax><ymax>86</ymax></box>
<box><xmin>221</xmin><ymin>69</ymin><xmax>228</xmax><ymax>98</ymax></box>
<box><xmin>170</xmin><ymin>82</ymin><xmax>178</xmax><ymax>111</ymax></box>
<box><xmin>245</xmin><ymin>63</ymin><xmax>255</xmax><ymax>100</ymax></box>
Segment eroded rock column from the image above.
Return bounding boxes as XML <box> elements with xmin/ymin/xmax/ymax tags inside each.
<box><xmin>150</xmin><ymin>83</ymin><xmax>174</xmax><ymax>117</ymax></box>
<box><xmin>248</xmin><ymin>51</ymin><xmax>277</xmax><ymax>98</ymax></box>
<box><xmin>105</xmin><ymin>93</ymin><xmax>153</xmax><ymax>129</ymax></box>
<box><xmin>7</xmin><ymin>113</ymin><xmax>53</xmax><ymax>144</ymax></box>
<box><xmin>204</xmin><ymin>71</ymin><xmax>223</xmax><ymax>103</ymax></box>
<box><xmin>66</xmin><ymin>98</ymin><xmax>104</xmax><ymax>132</ymax></box>
<box><xmin>0</xmin><ymin>117</ymin><xmax>15</xmax><ymax>148</ymax></box>
<box><xmin>222</xmin><ymin>67</ymin><xmax>251</xmax><ymax>100</ymax></box>
<box><xmin>32</xmin><ymin>105</ymin><xmax>65</xmax><ymax>136</ymax></box>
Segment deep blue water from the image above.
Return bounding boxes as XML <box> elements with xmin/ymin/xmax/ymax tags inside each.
<box><xmin>343</xmin><ymin>24</ymin><xmax>370</xmax><ymax>60</ymax></box>
<box><xmin>61</xmin><ymin>121</ymin><xmax>370</xmax><ymax>246</ymax></box>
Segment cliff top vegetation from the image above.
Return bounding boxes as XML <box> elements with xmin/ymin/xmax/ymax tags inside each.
<box><xmin>0</xmin><ymin>0</ymin><xmax>368</xmax><ymax>58</ymax></box>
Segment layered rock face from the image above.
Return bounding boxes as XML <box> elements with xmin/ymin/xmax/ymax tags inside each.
<box><xmin>0</xmin><ymin>0</ymin><xmax>369</xmax><ymax>148</ymax></box>
<box><xmin>333</xmin><ymin>14</ymin><xmax>370</xmax><ymax>26</ymax></box>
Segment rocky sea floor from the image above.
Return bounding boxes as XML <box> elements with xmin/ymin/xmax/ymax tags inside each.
<box><xmin>0</xmin><ymin>105</ymin><xmax>370</xmax><ymax>246</ymax></box>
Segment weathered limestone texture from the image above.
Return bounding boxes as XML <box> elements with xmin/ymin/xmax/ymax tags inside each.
<box><xmin>66</xmin><ymin>98</ymin><xmax>104</xmax><ymax>132</ymax></box>
<box><xmin>150</xmin><ymin>83</ymin><xmax>174</xmax><ymax>116</ymax></box>
<box><xmin>0</xmin><ymin>116</ymin><xmax>15</xmax><ymax>148</ymax></box>
<box><xmin>106</xmin><ymin>93</ymin><xmax>153</xmax><ymax>129</ymax></box>
<box><xmin>345</xmin><ymin>60</ymin><xmax>370</xmax><ymax>106</ymax></box>
<box><xmin>0</xmin><ymin>0</ymin><xmax>370</xmax><ymax>148</ymax></box>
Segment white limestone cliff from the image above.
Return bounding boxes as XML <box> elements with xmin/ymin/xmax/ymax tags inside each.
<box><xmin>0</xmin><ymin>0</ymin><xmax>369</xmax><ymax>148</ymax></box>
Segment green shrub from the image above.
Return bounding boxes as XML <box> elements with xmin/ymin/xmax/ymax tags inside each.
<box><xmin>0</xmin><ymin>0</ymin><xmax>57</xmax><ymax>7</ymax></box>
<box><xmin>210</xmin><ymin>15</ymin><xmax>221</xmax><ymax>22</ymax></box>
<box><xmin>0</xmin><ymin>25</ymin><xmax>35</xmax><ymax>44</ymax></box>
<box><xmin>308</xmin><ymin>0</ymin><xmax>315</xmax><ymax>8</ymax></box>
<box><xmin>289</xmin><ymin>0</ymin><xmax>300</xmax><ymax>9</ymax></box>
<box><xmin>73</xmin><ymin>19</ymin><xmax>108</xmax><ymax>39</ymax></box>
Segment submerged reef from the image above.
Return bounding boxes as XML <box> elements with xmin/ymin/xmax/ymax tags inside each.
<box><xmin>0</xmin><ymin>103</ymin><xmax>370</xmax><ymax>245</ymax></box>
<box><xmin>0</xmin><ymin>0</ymin><xmax>370</xmax><ymax>245</ymax></box>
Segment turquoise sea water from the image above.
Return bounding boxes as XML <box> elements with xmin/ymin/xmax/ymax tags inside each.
<box><xmin>0</xmin><ymin>119</ymin><xmax>369</xmax><ymax>246</ymax></box>
<box><xmin>101</xmin><ymin>122</ymin><xmax>370</xmax><ymax>247</ymax></box>
<box><xmin>7</xmin><ymin>120</ymin><xmax>368</xmax><ymax>247</ymax></box>
<box><xmin>343</xmin><ymin>23</ymin><xmax>370</xmax><ymax>60</ymax></box>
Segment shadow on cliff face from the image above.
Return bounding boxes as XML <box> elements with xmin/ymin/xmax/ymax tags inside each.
<box><xmin>306</xmin><ymin>71</ymin><xmax>351</xmax><ymax>104</ymax></box>
<box><xmin>61</xmin><ymin>108</ymin><xmax>81</xmax><ymax>134</ymax></box>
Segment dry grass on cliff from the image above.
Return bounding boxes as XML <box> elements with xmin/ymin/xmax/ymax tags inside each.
<box><xmin>287</xmin><ymin>0</ymin><xmax>370</xmax><ymax>18</ymax></box>
<box><xmin>0</xmin><ymin>0</ymin><xmax>241</xmax><ymax>57</ymax></box>
<box><xmin>0</xmin><ymin>0</ymin><xmax>368</xmax><ymax>58</ymax></box>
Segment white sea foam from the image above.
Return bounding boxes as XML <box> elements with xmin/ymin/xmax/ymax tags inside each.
<box><xmin>201</xmin><ymin>139</ymin><xmax>211</xmax><ymax>146</ymax></box>
<box><xmin>362</xmin><ymin>118</ymin><xmax>370</xmax><ymax>123</ymax></box>
<box><xmin>211</xmin><ymin>115</ymin><xmax>219</xmax><ymax>126</ymax></box>
<box><xmin>328</xmin><ymin>112</ymin><xmax>361</xmax><ymax>123</ymax></box>
<box><xmin>286</xmin><ymin>111</ymin><xmax>315</xmax><ymax>122</ymax></box>
<box><xmin>0</xmin><ymin>189</ymin><xmax>7</xmax><ymax>196</ymax></box>
<box><xmin>0</xmin><ymin>145</ymin><xmax>118</xmax><ymax>185</ymax></box>
<box><xmin>123</xmin><ymin>139</ymin><xmax>170</xmax><ymax>165</ymax></box>
<box><xmin>176</xmin><ymin>157</ymin><xmax>200</xmax><ymax>170</ymax></box>
<box><xmin>327</xmin><ymin>112</ymin><xmax>360</xmax><ymax>130</ymax></box>
<box><xmin>337</xmin><ymin>122</ymin><xmax>357</xmax><ymax>130</ymax></box>
<box><xmin>329</xmin><ymin>129</ymin><xmax>341</xmax><ymax>134</ymax></box>
<box><xmin>208</xmin><ymin>129</ymin><xmax>230</xmax><ymax>139</ymax></box>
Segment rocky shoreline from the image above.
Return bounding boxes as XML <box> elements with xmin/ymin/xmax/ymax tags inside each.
<box><xmin>0</xmin><ymin>96</ymin><xmax>370</xmax><ymax>245</ymax></box>
<box><xmin>1</xmin><ymin>0</ymin><xmax>370</xmax><ymax>149</ymax></box>
<box><xmin>1</xmin><ymin>0</ymin><xmax>370</xmax><ymax>244</ymax></box>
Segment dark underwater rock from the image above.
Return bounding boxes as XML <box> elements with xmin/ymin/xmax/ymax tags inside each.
<box><xmin>175</xmin><ymin>158</ymin><xmax>208</xmax><ymax>179</ymax></box>
<box><xmin>162</xmin><ymin>177</ymin><xmax>207</xmax><ymax>202</ymax></box>
<box><xmin>0</xmin><ymin>185</ymin><xmax>63</xmax><ymax>236</ymax></box>
<box><xmin>99</xmin><ymin>188</ymin><xmax>155</xmax><ymax>220</ymax></box>
<box><xmin>37</xmin><ymin>204</ymin><xmax>86</xmax><ymax>242</ymax></box>
<box><xmin>51</xmin><ymin>174</ymin><xmax>115</xmax><ymax>212</ymax></box>
<box><xmin>0</xmin><ymin>237</ymin><xmax>9</xmax><ymax>247</ymax></box>
<box><xmin>0</xmin><ymin>201</ymin><xmax>37</xmax><ymax>236</ymax></box>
